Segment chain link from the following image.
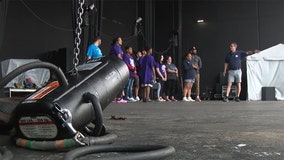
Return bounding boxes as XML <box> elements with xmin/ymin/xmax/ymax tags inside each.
<box><xmin>73</xmin><ymin>0</ymin><xmax>85</xmax><ymax>74</ymax></box>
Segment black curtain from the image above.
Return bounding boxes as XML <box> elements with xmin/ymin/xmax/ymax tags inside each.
<box><xmin>0</xmin><ymin>0</ymin><xmax>9</xmax><ymax>55</ymax></box>
<box><xmin>71</xmin><ymin>0</ymin><xmax>97</xmax><ymax>65</ymax></box>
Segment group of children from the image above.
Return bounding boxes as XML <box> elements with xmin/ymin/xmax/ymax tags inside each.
<box><xmin>120</xmin><ymin>46</ymin><xmax>202</xmax><ymax>103</ymax></box>
<box><xmin>85</xmin><ymin>36</ymin><xmax>202</xmax><ymax>103</ymax></box>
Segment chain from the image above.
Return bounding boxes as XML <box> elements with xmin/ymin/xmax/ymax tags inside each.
<box><xmin>73</xmin><ymin>0</ymin><xmax>85</xmax><ymax>74</ymax></box>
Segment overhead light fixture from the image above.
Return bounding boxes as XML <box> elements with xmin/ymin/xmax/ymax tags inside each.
<box><xmin>197</xmin><ymin>19</ymin><xmax>205</xmax><ymax>23</ymax></box>
<box><xmin>136</xmin><ymin>17</ymin><xmax>142</xmax><ymax>23</ymax></box>
<box><xmin>88</xmin><ymin>3</ymin><xmax>97</xmax><ymax>11</ymax></box>
<box><xmin>89</xmin><ymin>3</ymin><xmax>95</xmax><ymax>10</ymax></box>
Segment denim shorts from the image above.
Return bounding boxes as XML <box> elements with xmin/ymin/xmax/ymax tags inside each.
<box><xmin>184</xmin><ymin>78</ymin><xmax>195</xmax><ymax>83</ymax></box>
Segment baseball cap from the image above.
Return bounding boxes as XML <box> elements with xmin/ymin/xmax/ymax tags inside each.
<box><xmin>191</xmin><ymin>46</ymin><xmax>197</xmax><ymax>51</ymax></box>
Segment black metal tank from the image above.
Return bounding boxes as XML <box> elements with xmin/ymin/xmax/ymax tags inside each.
<box><xmin>11</xmin><ymin>56</ymin><xmax>129</xmax><ymax>140</ymax></box>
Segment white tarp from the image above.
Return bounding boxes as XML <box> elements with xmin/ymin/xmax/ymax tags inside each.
<box><xmin>247</xmin><ymin>43</ymin><xmax>284</xmax><ymax>100</ymax></box>
<box><xmin>1</xmin><ymin>59</ymin><xmax>50</xmax><ymax>88</ymax></box>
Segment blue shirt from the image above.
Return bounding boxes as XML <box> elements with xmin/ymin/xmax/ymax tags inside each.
<box><xmin>225</xmin><ymin>50</ymin><xmax>247</xmax><ymax>70</ymax></box>
<box><xmin>183</xmin><ymin>59</ymin><xmax>196</xmax><ymax>80</ymax></box>
<box><xmin>86</xmin><ymin>44</ymin><xmax>102</xmax><ymax>58</ymax></box>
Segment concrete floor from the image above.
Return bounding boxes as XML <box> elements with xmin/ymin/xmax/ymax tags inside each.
<box><xmin>1</xmin><ymin>100</ymin><xmax>284</xmax><ymax>160</ymax></box>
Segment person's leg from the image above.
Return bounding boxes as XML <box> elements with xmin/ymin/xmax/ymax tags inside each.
<box><xmin>234</xmin><ymin>69</ymin><xmax>242</xmax><ymax>102</ymax></box>
<box><xmin>226</xmin><ymin>82</ymin><xmax>232</xmax><ymax>97</ymax></box>
<box><xmin>116</xmin><ymin>88</ymin><xmax>127</xmax><ymax>103</ymax></box>
<box><xmin>223</xmin><ymin>81</ymin><xmax>232</xmax><ymax>102</ymax></box>
<box><xmin>146</xmin><ymin>86</ymin><xmax>151</xmax><ymax>101</ymax></box>
<box><xmin>165</xmin><ymin>80</ymin><xmax>172</xmax><ymax>101</ymax></box>
<box><xmin>183</xmin><ymin>82</ymin><xmax>189</xmax><ymax>101</ymax></box>
<box><xmin>234</xmin><ymin>82</ymin><xmax>241</xmax><ymax>102</ymax></box>
<box><xmin>134</xmin><ymin>76</ymin><xmax>140</xmax><ymax>100</ymax></box>
<box><xmin>236</xmin><ymin>82</ymin><xmax>241</xmax><ymax>96</ymax></box>
<box><xmin>125</xmin><ymin>78</ymin><xmax>131</xmax><ymax>98</ymax></box>
<box><xmin>141</xmin><ymin>83</ymin><xmax>146</xmax><ymax>101</ymax></box>
<box><xmin>124</xmin><ymin>78</ymin><xmax>135</xmax><ymax>102</ymax></box>
<box><xmin>160</xmin><ymin>80</ymin><xmax>165</xmax><ymax>99</ymax></box>
<box><xmin>195</xmin><ymin>74</ymin><xmax>201</xmax><ymax>101</ymax></box>
<box><xmin>170</xmin><ymin>80</ymin><xmax>177</xmax><ymax>101</ymax></box>
<box><xmin>129</xmin><ymin>77</ymin><xmax>135</xmax><ymax>98</ymax></box>
<box><xmin>223</xmin><ymin>70</ymin><xmax>234</xmax><ymax>102</ymax></box>
<box><xmin>226</xmin><ymin>70</ymin><xmax>235</xmax><ymax>95</ymax></box>
<box><xmin>142</xmin><ymin>85</ymin><xmax>147</xmax><ymax>102</ymax></box>
<box><xmin>156</xmin><ymin>82</ymin><xmax>161</xmax><ymax>99</ymax></box>
<box><xmin>188</xmin><ymin>82</ymin><xmax>194</xmax><ymax>101</ymax></box>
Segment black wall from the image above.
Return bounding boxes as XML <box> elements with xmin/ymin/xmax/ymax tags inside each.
<box><xmin>1</xmin><ymin>0</ymin><xmax>74</xmax><ymax>70</ymax></box>
<box><xmin>100</xmin><ymin>0</ymin><xmax>139</xmax><ymax>52</ymax></box>
<box><xmin>178</xmin><ymin>0</ymin><xmax>284</xmax><ymax>99</ymax></box>
<box><xmin>1</xmin><ymin>0</ymin><xmax>283</xmax><ymax>99</ymax></box>
<box><xmin>0</xmin><ymin>0</ymin><xmax>140</xmax><ymax>71</ymax></box>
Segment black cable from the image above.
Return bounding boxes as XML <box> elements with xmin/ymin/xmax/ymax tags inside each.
<box><xmin>87</xmin><ymin>133</ymin><xmax>117</xmax><ymax>145</ymax></box>
<box><xmin>0</xmin><ymin>61</ymin><xmax>68</xmax><ymax>90</ymax></box>
<box><xmin>64</xmin><ymin>144</ymin><xmax>175</xmax><ymax>160</ymax></box>
<box><xmin>74</xmin><ymin>92</ymin><xmax>176</xmax><ymax>159</ymax></box>
<box><xmin>83</xmin><ymin>92</ymin><xmax>103</xmax><ymax>136</ymax></box>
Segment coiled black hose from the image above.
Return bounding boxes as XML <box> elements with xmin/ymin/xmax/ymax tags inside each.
<box><xmin>66</xmin><ymin>92</ymin><xmax>176</xmax><ymax>159</ymax></box>
<box><xmin>82</xmin><ymin>92</ymin><xmax>119</xmax><ymax>145</ymax></box>
<box><xmin>83</xmin><ymin>92</ymin><xmax>103</xmax><ymax>136</ymax></box>
<box><xmin>0</xmin><ymin>61</ymin><xmax>68</xmax><ymax>132</ymax></box>
<box><xmin>64</xmin><ymin>144</ymin><xmax>176</xmax><ymax>160</ymax></box>
<box><xmin>0</xmin><ymin>61</ymin><xmax>68</xmax><ymax>89</ymax></box>
<box><xmin>0</xmin><ymin>146</ymin><xmax>13</xmax><ymax>160</ymax></box>
<box><xmin>0</xmin><ymin>61</ymin><xmax>176</xmax><ymax>159</ymax></box>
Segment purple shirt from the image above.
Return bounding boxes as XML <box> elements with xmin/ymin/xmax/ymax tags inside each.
<box><xmin>109</xmin><ymin>44</ymin><xmax>123</xmax><ymax>58</ymax></box>
<box><xmin>140</xmin><ymin>54</ymin><xmax>155</xmax><ymax>84</ymax></box>
<box><xmin>155</xmin><ymin>61</ymin><xmax>166</xmax><ymax>77</ymax></box>
<box><xmin>123</xmin><ymin>53</ymin><xmax>137</xmax><ymax>78</ymax></box>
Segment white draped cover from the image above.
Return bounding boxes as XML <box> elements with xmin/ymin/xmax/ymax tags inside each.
<box><xmin>246</xmin><ymin>44</ymin><xmax>284</xmax><ymax>100</ymax></box>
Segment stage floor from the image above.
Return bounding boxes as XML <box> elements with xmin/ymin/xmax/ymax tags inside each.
<box><xmin>1</xmin><ymin>100</ymin><xmax>284</xmax><ymax>160</ymax></box>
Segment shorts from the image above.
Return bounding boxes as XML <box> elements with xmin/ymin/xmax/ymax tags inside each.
<box><xmin>141</xmin><ymin>83</ymin><xmax>153</xmax><ymax>87</ymax></box>
<box><xmin>184</xmin><ymin>78</ymin><xmax>195</xmax><ymax>83</ymax></box>
<box><xmin>228</xmin><ymin>69</ymin><xmax>242</xmax><ymax>83</ymax></box>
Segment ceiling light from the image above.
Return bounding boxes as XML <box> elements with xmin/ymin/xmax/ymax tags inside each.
<box><xmin>197</xmin><ymin>19</ymin><xmax>205</xmax><ymax>23</ymax></box>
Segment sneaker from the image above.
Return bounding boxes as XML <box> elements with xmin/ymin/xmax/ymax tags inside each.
<box><xmin>166</xmin><ymin>98</ymin><xmax>171</xmax><ymax>102</ymax></box>
<box><xmin>158</xmin><ymin>97</ymin><xmax>166</xmax><ymax>102</ymax></box>
<box><xmin>223</xmin><ymin>96</ymin><xmax>229</xmax><ymax>102</ymax></box>
<box><xmin>142</xmin><ymin>98</ymin><xmax>151</xmax><ymax>102</ymax></box>
<box><xmin>183</xmin><ymin>97</ymin><xmax>190</xmax><ymax>102</ymax></box>
<box><xmin>165</xmin><ymin>97</ymin><xmax>171</xmax><ymax>102</ymax></box>
<box><xmin>188</xmin><ymin>97</ymin><xmax>195</xmax><ymax>102</ymax></box>
<box><xmin>127</xmin><ymin>97</ymin><xmax>137</xmax><ymax>102</ymax></box>
<box><xmin>170</xmin><ymin>97</ymin><xmax>178</xmax><ymax>102</ymax></box>
<box><xmin>135</xmin><ymin>96</ymin><xmax>140</xmax><ymax>101</ymax></box>
<box><xmin>235</xmin><ymin>96</ymin><xmax>240</xmax><ymax>102</ymax></box>
<box><xmin>195</xmin><ymin>97</ymin><xmax>202</xmax><ymax>102</ymax></box>
<box><xmin>116</xmin><ymin>98</ymin><xmax>128</xmax><ymax>103</ymax></box>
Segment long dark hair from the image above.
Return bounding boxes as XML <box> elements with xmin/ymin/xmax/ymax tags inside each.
<box><xmin>154</xmin><ymin>54</ymin><xmax>163</xmax><ymax>63</ymax></box>
<box><xmin>111</xmin><ymin>37</ymin><xmax>120</xmax><ymax>46</ymax></box>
